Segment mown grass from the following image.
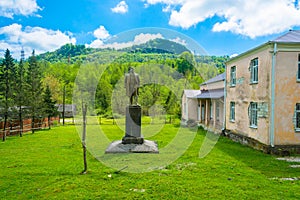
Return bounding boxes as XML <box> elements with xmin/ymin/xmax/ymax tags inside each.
<box><xmin>0</xmin><ymin>122</ymin><xmax>299</xmax><ymax>199</ymax></box>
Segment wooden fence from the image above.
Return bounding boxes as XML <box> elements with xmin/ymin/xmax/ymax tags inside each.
<box><xmin>0</xmin><ymin>116</ymin><xmax>60</xmax><ymax>138</ymax></box>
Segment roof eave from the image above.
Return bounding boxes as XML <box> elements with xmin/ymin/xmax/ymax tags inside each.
<box><xmin>226</xmin><ymin>41</ymin><xmax>273</xmax><ymax>65</ymax></box>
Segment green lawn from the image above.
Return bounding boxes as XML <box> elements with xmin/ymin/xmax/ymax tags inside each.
<box><xmin>0</xmin><ymin>123</ymin><xmax>299</xmax><ymax>199</ymax></box>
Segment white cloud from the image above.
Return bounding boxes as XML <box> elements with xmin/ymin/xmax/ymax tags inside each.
<box><xmin>86</xmin><ymin>32</ymin><xmax>164</xmax><ymax>49</ymax></box>
<box><xmin>229</xmin><ymin>53</ymin><xmax>239</xmax><ymax>58</ymax></box>
<box><xmin>0</xmin><ymin>0</ymin><xmax>41</xmax><ymax>18</ymax></box>
<box><xmin>170</xmin><ymin>37</ymin><xmax>186</xmax><ymax>46</ymax></box>
<box><xmin>111</xmin><ymin>1</ymin><xmax>128</xmax><ymax>14</ymax></box>
<box><xmin>88</xmin><ymin>39</ymin><xmax>104</xmax><ymax>48</ymax></box>
<box><xmin>144</xmin><ymin>0</ymin><xmax>300</xmax><ymax>38</ymax></box>
<box><xmin>0</xmin><ymin>23</ymin><xmax>76</xmax><ymax>58</ymax></box>
<box><xmin>93</xmin><ymin>25</ymin><xmax>110</xmax><ymax>40</ymax></box>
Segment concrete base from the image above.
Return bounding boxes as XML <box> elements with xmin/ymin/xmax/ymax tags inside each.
<box><xmin>224</xmin><ymin>129</ymin><xmax>300</xmax><ymax>156</ymax></box>
<box><xmin>122</xmin><ymin>136</ymin><xmax>144</xmax><ymax>144</ymax></box>
<box><xmin>105</xmin><ymin>140</ymin><xmax>159</xmax><ymax>154</ymax></box>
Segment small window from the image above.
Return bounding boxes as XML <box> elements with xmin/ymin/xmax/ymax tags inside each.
<box><xmin>230</xmin><ymin>102</ymin><xmax>235</xmax><ymax>122</ymax></box>
<box><xmin>250</xmin><ymin>58</ymin><xmax>258</xmax><ymax>84</ymax></box>
<box><xmin>295</xmin><ymin>103</ymin><xmax>300</xmax><ymax>131</ymax></box>
<box><xmin>249</xmin><ymin>102</ymin><xmax>258</xmax><ymax>128</ymax></box>
<box><xmin>297</xmin><ymin>55</ymin><xmax>300</xmax><ymax>81</ymax></box>
<box><xmin>230</xmin><ymin>66</ymin><xmax>236</xmax><ymax>86</ymax></box>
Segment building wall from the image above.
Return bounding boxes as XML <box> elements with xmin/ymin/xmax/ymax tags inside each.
<box><xmin>182</xmin><ymin>93</ymin><xmax>188</xmax><ymax>120</ymax></box>
<box><xmin>226</xmin><ymin>46</ymin><xmax>272</xmax><ymax>145</ymax></box>
<box><xmin>274</xmin><ymin>49</ymin><xmax>300</xmax><ymax>145</ymax></box>
<box><xmin>201</xmin><ymin>81</ymin><xmax>224</xmax><ymax>91</ymax></box>
<box><xmin>188</xmin><ymin>98</ymin><xmax>199</xmax><ymax>121</ymax></box>
<box><xmin>182</xmin><ymin>93</ymin><xmax>199</xmax><ymax>121</ymax></box>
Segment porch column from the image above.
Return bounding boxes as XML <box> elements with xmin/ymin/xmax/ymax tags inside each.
<box><xmin>199</xmin><ymin>99</ymin><xmax>202</xmax><ymax>123</ymax></box>
<box><xmin>213</xmin><ymin>100</ymin><xmax>216</xmax><ymax>128</ymax></box>
<box><xmin>205</xmin><ymin>99</ymin><xmax>209</xmax><ymax>125</ymax></box>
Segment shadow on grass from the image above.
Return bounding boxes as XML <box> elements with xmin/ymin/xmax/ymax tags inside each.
<box><xmin>215</xmin><ymin>136</ymin><xmax>300</xmax><ymax>178</ymax></box>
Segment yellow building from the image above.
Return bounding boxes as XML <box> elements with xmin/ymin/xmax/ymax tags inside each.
<box><xmin>225</xmin><ymin>30</ymin><xmax>300</xmax><ymax>154</ymax></box>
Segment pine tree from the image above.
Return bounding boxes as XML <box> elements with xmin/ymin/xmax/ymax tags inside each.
<box><xmin>15</xmin><ymin>58</ymin><xmax>27</xmax><ymax>137</ymax></box>
<box><xmin>0</xmin><ymin>49</ymin><xmax>16</xmax><ymax>141</ymax></box>
<box><xmin>43</xmin><ymin>85</ymin><xmax>57</xmax><ymax>129</ymax></box>
<box><xmin>26</xmin><ymin>50</ymin><xmax>43</xmax><ymax>133</ymax></box>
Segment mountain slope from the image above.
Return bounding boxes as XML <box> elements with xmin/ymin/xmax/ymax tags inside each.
<box><xmin>37</xmin><ymin>39</ymin><xmax>190</xmax><ymax>63</ymax></box>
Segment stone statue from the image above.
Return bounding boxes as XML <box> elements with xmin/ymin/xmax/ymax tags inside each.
<box><xmin>125</xmin><ymin>67</ymin><xmax>140</xmax><ymax>105</ymax></box>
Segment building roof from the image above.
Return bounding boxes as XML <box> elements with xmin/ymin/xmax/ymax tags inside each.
<box><xmin>227</xmin><ymin>30</ymin><xmax>300</xmax><ymax>64</ymax></box>
<box><xmin>56</xmin><ymin>104</ymin><xmax>76</xmax><ymax>112</ymax></box>
<box><xmin>201</xmin><ymin>73</ymin><xmax>225</xmax><ymax>85</ymax></box>
<box><xmin>194</xmin><ymin>88</ymin><xmax>224</xmax><ymax>99</ymax></box>
<box><xmin>184</xmin><ymin>90</ymin><xmax>201</xmax><ymax>98</ymax></box>
<box><xmin>271</xmin><ymin>30</ymin><xmax>300</xmax><ymax>43</ymax></box>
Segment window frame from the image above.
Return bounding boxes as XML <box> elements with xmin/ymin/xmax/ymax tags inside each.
<box><xmin>295</xmin><ymin>103</ymin><xmax>300</xmax><ymax>132</ymax></box>
<box><xmin>249</xmin><ymin>102</ymin><xmax>258</xmax><ymax>128</ymax></box>
<box><xmin>230</xmin><ymin>66</ymin><xmax>236</xmax><ymax>87</ymax></box>
<box><xmin>297</xmin><ymin>54</ymin><xmax>300</xmax><ymax>82</ymax></box>
<box><xmin>230</xmin><ymin>102</ymin><xmax>235</xmax><ymax>122</ymax></box>
<box><xmin>250</xmin><ymin>58</ymin><xmax>258</xmax><ymax>84</ymax></box>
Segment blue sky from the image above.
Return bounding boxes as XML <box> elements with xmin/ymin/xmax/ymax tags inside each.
<box><xmin>1</xmin><ymin>0</ymin><xmax>300</xmax><ymax>58</ymax></box>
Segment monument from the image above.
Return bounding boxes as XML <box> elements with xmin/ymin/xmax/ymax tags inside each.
<box><xmin>105</xmin><ymin>67</ymin><xmax>159</xmax><ymax>153</ymax></box>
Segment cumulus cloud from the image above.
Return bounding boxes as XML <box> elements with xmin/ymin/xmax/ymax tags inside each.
<box><xmin>144</xmin><ymin>0</ymin><xmax>300</xmax><ymax>38</ymax></box>
<box><xmin>93</xmin><ymin>25</ymin><xmax>110</xmax><ymax>40</ymax></box>
<box><xmin>111</xmin><ymin>1</ymin><xmax>128</xmax><ymax>14</ymax></box>
<box><xmin>0</xmin><ymin>0</ymin><xmax>41</xmax><ymax>18</ymax></box>
<box><xmin>0</xmin><ymin>23</ymin><xmax>76</xmax><ymax>58</ymax></box>
<box><xmin>86</xmin><ymin>32</ymin><xmax>164</xmax><ymax>49</ymax></box>
<box><xmin>170</xmin><ymin>37</ymin><xmax>186</xmax><ymax>46</ymax></box>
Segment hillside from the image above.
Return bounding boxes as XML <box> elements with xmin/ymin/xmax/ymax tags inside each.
<box><xmin>37</xmin><ymin>38</ymin><xmax>190</xmax><ymax>63</ymax></box>
<box><xmin>125</xmin><ymin>38</ymin><xmax>190</xmax><ymax>54</ymax></box>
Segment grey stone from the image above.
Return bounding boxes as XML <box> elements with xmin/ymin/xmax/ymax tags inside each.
<box><xmin>105</xmin><ymin>140</ymin><xmax>159</xmax><ymax>153</ymax></box>
<box><xmin>125</xmin><ymin>105</ymin><xmax>141</xmax><ymax>138</ymax></box>
<box><xmin>122</xmin><ymin>136</ymin><xmax>144</xmax><ymax>144</ymax></box>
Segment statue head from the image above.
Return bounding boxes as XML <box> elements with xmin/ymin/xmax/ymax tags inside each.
<box><xmin>129</xmin><ymin>67</ymin><xmax>134</xmax><ymax>73</ymax></box>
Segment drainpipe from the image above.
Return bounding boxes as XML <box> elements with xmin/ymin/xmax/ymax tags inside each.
<box><xmin>222</xmin><ymin>67</ymin><xmax>227</xmax><ymax>133</ymax></box>
<box><xmin>270</xmin><ymin>43</ymin><xmax>277</xmax><ymax>147</ymax></box>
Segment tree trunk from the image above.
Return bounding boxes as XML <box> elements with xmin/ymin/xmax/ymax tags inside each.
<box><xmin>2</xmin><ymin>114</ymin><xmax>7</xmax><ymax>141</ymax></box>
<box><xmin>31</xmin><ymin>116</ymin><xmax>35</xmax><ymax>134</ymax></box>
<box><xmin>19</xmin><ymin>107</ymin><xmax>23</xmax><ymax>137</ymax></box>
<box><xmin>81</xmin><ymin>103</ymin><xmax>88</xmax><ymax>174</ymax></box>
<box><xmin>63</xmin><ymin>85</ymin><xmax>65</xmax><ymax>126</ymax></box>
<box><xmin>48</xmin><ymin>116</ymin><xmax>51</xmax><ymax>129</ymax></box>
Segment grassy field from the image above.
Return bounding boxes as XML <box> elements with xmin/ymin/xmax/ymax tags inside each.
<box><xmin>0</xmin><ymin>122</ymin><xmax>300</xmax><ymax>199</ymax></box>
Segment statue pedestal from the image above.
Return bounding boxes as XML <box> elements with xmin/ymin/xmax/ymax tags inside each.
<box><xmin>122</xmin><ymin>106</ymin><xmax>144</xmax><ymax>144</ymax></box>
<box><xmin>105</xmin><ymin>105</ymin><xmax>159</xmax><ymax>154</ymax></box>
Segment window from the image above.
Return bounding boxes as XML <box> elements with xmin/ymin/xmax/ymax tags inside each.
<box><xmin>249</xmin><ymin>102</ymin><xmax>258</xmax><ymax>128</ymax></box>
<box><xmin>295</xmin><ymin>103</ymin><xmax>300</xmax><ymax>131</ymax></box>
<box><xmin>230</xmin><ymin>66</ymin><xmax>236</xmax><ymax>86</ymax></box>
<box><xmin>298</xmin><ymin>54</ymin><xmax>300</xmax><ymax>81</ymax></box>
<box><xmin>230</xmin><ymin>102</ymin><xmax>235</xmax><ymax>122</ymax></box>
<box><xmin>250</xmin><ymin>58</ymin><xmax>258</xmax><ymax>84</ymax></box>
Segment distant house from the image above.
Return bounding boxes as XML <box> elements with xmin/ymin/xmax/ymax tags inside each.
<box><xmin>182</xmin><ymin>73</ymin><xmax>225</xmax><ymax>132</ymax></box>
<box><xmin>225</xmin><ymin>30</ymin><xmax>300</xmax><ymax>154</ymax></box>
<box><xmin>182</xmin><ymin>90</ymin><xmax>201</xmax><ymax>122</ymax></box>
<box><xmin>56</xmin><ymin>104</ymin><xmax>76</xmax><ymax>118</ymax></box>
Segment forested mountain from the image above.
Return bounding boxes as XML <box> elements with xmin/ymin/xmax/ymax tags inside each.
<box><xmin>125</xmin><ymin>38</ymin><xmax>190</xmax><ymax>54</ymax></box>
<box><xmin>37</xmin><ymin>38</ymin><xmax>190</xmax><ymax>63</ymax></box>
